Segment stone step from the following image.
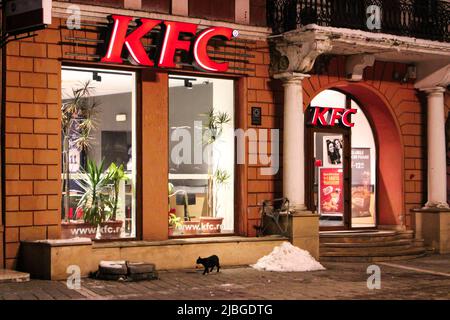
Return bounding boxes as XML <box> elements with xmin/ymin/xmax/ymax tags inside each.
<box><xmin>320</xmin><ymin>253</ymin><xmax>426</xmax><ymax>263</ymax></box>
<box><xmin>320</xmin><ymin>246</ymin><xmax>426</xmax><ymax>258</ymax></box>
<box><xmin>319</xmin><ymin>231</ymin><xmax>414</xmax><ymax>243</ymax></box>
<box><xmin>318</xmin><ymin>230</ymin><xmax>425</xmax><ymax>262</ymax></box>
<box><xmin>320</xmin><ymin>239</ymin><xmax>422</xmax><ymax>248</ymax></box>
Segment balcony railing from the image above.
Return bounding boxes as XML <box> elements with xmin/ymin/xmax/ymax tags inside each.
<box><xmin>267</xmin><ymin>0</ymin><xmax>450</xmax><ymax>42</ymax></box>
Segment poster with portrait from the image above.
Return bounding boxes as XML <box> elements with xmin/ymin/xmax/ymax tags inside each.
<box><xmin>351</xmin><ymin>148</ymin><xmax>372</xmax><ymax>218</ymax></box>
<box><xmin>318</xmin><ymin>168</ymin><xmax>344</xmax><ymax>215</ymax></box>
<box><xmin>322</xmin><ymin>135</ymin><xmax>344</xmax><ymax>167</ymax></box>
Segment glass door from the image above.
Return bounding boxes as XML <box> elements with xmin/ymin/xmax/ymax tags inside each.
<box><xmin>306</xmin><ymin>128</ymin><xmax>351</xmax><ymax>229</ymax></box>
<box><xmin>306</xmin><ymin>89</ymin><xmax>378</xmax><ymax>230</ymax></box>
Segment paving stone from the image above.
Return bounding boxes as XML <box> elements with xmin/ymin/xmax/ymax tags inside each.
<box><xmin>0</xmin><ymin>254</ymin><xmax>449</xmax><ymax>300</ymax></box>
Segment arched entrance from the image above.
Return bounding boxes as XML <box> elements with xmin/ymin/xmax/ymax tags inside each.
<box><xmin>304</xmin><ymin>83</ymin><xmax>404</xmax><ymax>229</ymax></box>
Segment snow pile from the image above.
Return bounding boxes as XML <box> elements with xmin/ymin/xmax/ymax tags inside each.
<box><xmin>252</xmin><ymin>242</ymin><xmax>325</xmax><ymax>272</ymax></box>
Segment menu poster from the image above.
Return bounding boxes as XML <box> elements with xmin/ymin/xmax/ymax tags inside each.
<box><xmin>319</xmin><ymin>168</ymin><xmax>344</xmax><ymax>215</ymax></box>
<box><xmin>351</xmin><ymin>148</ymin><xmax>372</xmax><ymax>218</ymax></box>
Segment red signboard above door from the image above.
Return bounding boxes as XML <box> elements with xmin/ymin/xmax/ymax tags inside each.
<box><xmin>307</xmin><ymin>107</ymin><xmax>357</xmax><ymax>128</ymax></box>
<box><xmin>101</xmin><ymin>15</ymin><xmax>237</xmax><ymax>72</ymax></box>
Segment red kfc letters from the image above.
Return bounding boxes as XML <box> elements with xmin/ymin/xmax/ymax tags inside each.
<box><xmin>101</xmin><ymin>15</ymin><xmax>235</xmax><ymax>72</ymax></box>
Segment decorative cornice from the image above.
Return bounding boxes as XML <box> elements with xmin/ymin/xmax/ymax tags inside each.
<box><xmin>345</xmin><ymin>54</ymin><xmax>375</xmax><ymax>82</ymax></box>
<box><xmin>301</xmin><ymin>24</ymin><xmax>450</xmax><ymax>57</ymax></box>
<box><xmin>269</xmin><ymin>31</ymin><xmax>333</xmax><ymax>74</ymax></box>
<box><xmin>415</xmin><ymin>64</ymin><xmax>450</xmax><ymax>91</ymax></box>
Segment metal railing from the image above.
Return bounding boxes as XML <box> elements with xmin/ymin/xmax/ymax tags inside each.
<box><xmin>267</xmin><ymin>0</ymin><xmax>450</xmax><ymax>42</ymax></box>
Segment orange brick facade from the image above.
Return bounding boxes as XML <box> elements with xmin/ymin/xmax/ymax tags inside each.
<box><xmin>4</xmin><ymin>20</ymin><xmax>63</xmax><ymax>269</ymax></box>
<box><xmin>2</xmin><ymin>14</ymin><xmax>448</xmax><ymax>268</ymax></box>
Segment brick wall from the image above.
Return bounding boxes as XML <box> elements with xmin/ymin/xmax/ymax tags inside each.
<box><xmin>65</xmin><ymin>0</ymin><xmax>266</xmax><ymax>25</ymax></box>
<box><xmin>4</xmin><ymin>23</ymin><xmax>63</xmax><ymax>269</ymax></box>
<box><xmin>244</xmin><ymin>46</ymin><xmax>283</xmax><ymax>236</ymax></box>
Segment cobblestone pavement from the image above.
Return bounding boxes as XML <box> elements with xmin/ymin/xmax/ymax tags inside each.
<box><xmin>0</xmin><ymin>254</ymin><xmax>449</xmax><ymax>300</ymax></box>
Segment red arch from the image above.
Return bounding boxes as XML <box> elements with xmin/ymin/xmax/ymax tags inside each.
<box><xmin>304</xmin><ymin>81</ymin><xmax>404</xmax><ymax>227</ymax></box>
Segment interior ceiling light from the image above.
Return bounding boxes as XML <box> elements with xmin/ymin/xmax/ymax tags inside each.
<box><xmin>116</xmin><ymin>114</ymin><xmax>127</xmax><ymax>122</ymax></box>
<box><xmin>184</xmin><ymin>79</ymin><xmax>193</xmax><ymax>89</ymax></box>
<box><xmin>93</xmin><ymin>72</ymin><xmax>102</xmax><ymax>82</ymax></box>
<box><xmin>169</xmin><ymin>76</ymin><xmax>197</xmax><ymax>89</ymax></box>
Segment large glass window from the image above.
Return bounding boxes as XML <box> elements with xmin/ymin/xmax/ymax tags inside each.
<box><xmin>61</xmin><ymin>67</ymin><xmax>137</xmax><ymax>240</ymax></box>
<box><xmin>168</xmin><ymin>75</ymin><xmax>235</xmax><ymax>236</ymax></box>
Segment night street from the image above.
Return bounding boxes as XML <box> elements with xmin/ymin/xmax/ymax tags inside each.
<box><xmin>0</xmin><ymin>254</ymin><xmax>448</xmax><ymax>300</ymax></box>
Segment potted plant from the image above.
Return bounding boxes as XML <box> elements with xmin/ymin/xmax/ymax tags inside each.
<box><xmin>201</xmin><ymin>169</ymin><xmax>231</xmax><ymax>234</ymax></box>
<box><xmin>168</xmin><ymin>212</ymin><xmax>183</xmax><ymax>236</ymax></box>
<box><xmin>100</xmin><ymin>163</ymin><xmax>128</xmax><ymax>239</ymax></box>
<box><xmin>72</xmin><ymin>159</ymin><xmax>112</xmax><ymax>239</ymax></box>
<box><xmin>168</xmin><ymin>183</ymin><xmax>199</xmax><ymax>235</ymax></box>
<box><xmin>61</xmin><ymin>81</ymin><xmax>99</xmax><ymax>225</ymax></box>
<box><xmin>200</xmin><ymin>108</ymin><xmax>231</xmax><ymax>234</ymax></box>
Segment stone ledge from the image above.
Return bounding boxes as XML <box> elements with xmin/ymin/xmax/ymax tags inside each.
<box><xmin>94</xmin><ymin>235</ymin><xmax>288</xmax><ymax>249</ymax></box>
<box><xmin>411</xmin><ymin>208</ymin><xmax>450</xmax><ymax>213</ymax></box>
<box><xmin>21</xmin><ymin>238</ymin><xmax>93</xmax><ymax>247</ymax></box>
<box><xmin>290</xmin><ymin>212</ymin><xmax>318</xmax><ymax>218</ymax></box>
<box><xmin>19</xmin><ymin>236</ymin><xmax>288</xmax><ymax>279</ymax></box>
<box><xmin>21</xmin><ymin>236</ymin><xmax>288</xmax><ymax>249</ymax></box>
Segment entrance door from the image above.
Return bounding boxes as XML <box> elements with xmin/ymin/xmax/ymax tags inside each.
<box><xmin>305</xmin><ymin>89</ymin><xmax>378</xmax><ymax>230</ymax></box>
<box><xmin>306</xmin><ymin>128</ymin><xmax>351</xmax><ymax>229</ymax></box>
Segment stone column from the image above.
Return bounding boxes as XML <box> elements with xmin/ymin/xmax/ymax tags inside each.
<box><xmin>274</xmin><ymin>72</ymin><xmax>310</xmax><ymax>212</ymax></box>
<box><xmin>423</xmin><ymin>87</ymin><xmax>449</xmax><ymax>209</ymax></box>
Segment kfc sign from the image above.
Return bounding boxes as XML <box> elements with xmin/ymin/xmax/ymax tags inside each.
<box><xmin>101</xmin><ymin>15</ymin><xmax>236</xmax><ymax>72</ymax></box>
<box><xmin>309</xmin><ymin>107</ymin><xmax>357</xmax><ymax>128</ymax></box>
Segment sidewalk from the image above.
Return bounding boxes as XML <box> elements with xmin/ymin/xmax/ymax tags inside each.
<box><xmin>0</xmin><ymin>254</ymin><xmax>448</xmax><ymax>300</ymax></box>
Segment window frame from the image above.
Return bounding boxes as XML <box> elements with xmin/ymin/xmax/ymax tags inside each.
<box><xmin>167</xmin><ymin>70</ymin><xmax>241</xmax><ymax>238</ymax></box>
<box><xmin>61</xmin><ymin>63</ymin><xmax>142</xmax><ymax>241</ymax></box>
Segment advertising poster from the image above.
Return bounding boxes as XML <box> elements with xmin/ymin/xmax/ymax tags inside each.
<box><xmin>319</xmin><ymin>168</ymin><xmax>344</xmax><ymax>215</ymax></box>
<box><xmin>322</xmin><ymin>135</ymin><xmax>344</xmax><ymax>167</ymax></box>
<box><xmin>351</xmin><ymin>148</ymin><xmax>372</xmax><ymax>218</ymax></box>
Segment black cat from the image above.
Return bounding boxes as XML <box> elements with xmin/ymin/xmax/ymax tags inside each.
<box><xmin>196</xmin><ymin>255</ymin><xmax>220</xmax><ymax>275</ymax></box>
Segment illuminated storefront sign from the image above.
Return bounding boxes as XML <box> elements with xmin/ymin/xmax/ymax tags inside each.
<box><xmin>309</xmin><ymin>107</ymin><xmax>357</xmax><ymax>127</ymax></box>
<box><xmin>101</xmin><ymin>15</ymin><xmax>236</xmax><ymax>72</ymax></box>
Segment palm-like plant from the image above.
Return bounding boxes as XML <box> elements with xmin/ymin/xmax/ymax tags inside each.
<box><xmin>62</xmin><ymin>81</ymin><xmax>99</xmax><ymax>221</ymax></box>
<box><xmin>202</xmin><ymin>108</ymin><xmax>231</xmax><ymax>217</ymax></box>
<box><xmin>75</xmin><ymin>159</ymin><xmax>112</xmax><ymax>227</ymax></box>
<box><xmin>213</xmin><ymin>169</ymin><xmax>231</xmax><ymax>217</ymax></box>
<box><xmin>168</xmin><ymin>182</ymin><xmax>190</xmax><ymax>220</ymax></box>
<box><xmin>108</xmin><ymin>163</ymin><xmax>129</xmax><ymax>221</ymax></box>
<box><xmin>203</xmin><ymin>109</ymin><xmax>232</xmax><ymax>145</ymax></box>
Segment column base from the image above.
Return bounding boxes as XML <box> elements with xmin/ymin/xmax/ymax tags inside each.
<box><xmin>423</xmin><ymin>201</ymin><xmax>450</xmax><ymax>210</ymax></box>
<box><xmin>412</xmin><ymin>208</ymin><xmax>450</xmax><ymax>254</ymax></box>
<box><xmin>289</xmin><ymin>211</ymin><xmax>319</xmax><ymax>259</ymax></box>
<box><xmin>289</xmin><ymin>204</ymin><xmax>309</xmax><ymax>213</ymax></box>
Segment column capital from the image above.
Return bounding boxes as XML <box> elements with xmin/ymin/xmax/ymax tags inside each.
<box><xmin>273</xmin><ymin>72</ymin><xmax>310</xmax><ymax>84</ymax></box>
<box><xmin>419</xmin><ymin>86</ymin><xmax>447</xmax><ymax>95</ymax></box>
